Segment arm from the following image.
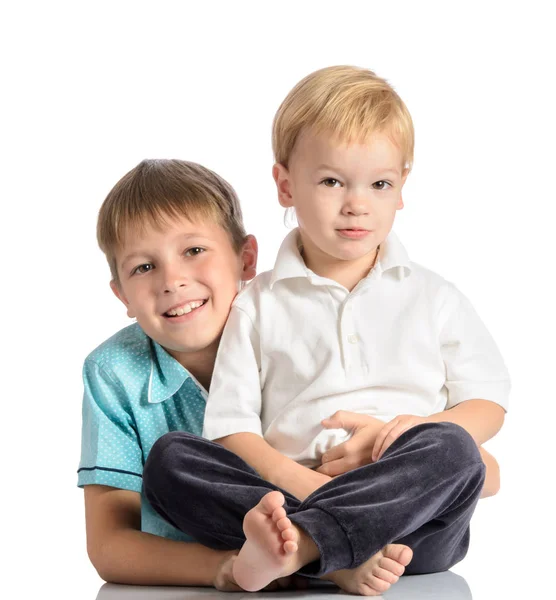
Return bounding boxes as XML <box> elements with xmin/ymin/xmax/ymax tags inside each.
<box><xmin>372</xmin><ymin>404</ymin><xmax>503</xmax><ymax>497</ymax></box>
<box><xmin>437</xmin><ymin>283</ymin><xmax>510</xmax><ymax>445</ymax></box>
<box><xmin>317</xmin><ymin>411</ymin><xmax>501</xmax><ymax>499</ymax></box>
<box><xmin>206</xmin><ymin>304</ymin><xmax>331</xmax><ymax>501</ymax></box>
<box><xmin>84</xmin><ymin>485</ymin><xmax>239</xmax><ymax>588</ymax></box>
<box><xmin>216</xmin><ymin>433</ymin><xmax>331</xmax><ymax>502</ymax></box>
<box><xmin>420</xmin><ymin>401</ymin><xmax>503</xmax><ymax>498</ymax></box>
<box><xmin>426</xmin><ymin>398</ymin><xmax>505</xmax><ymax>446</ymax></box>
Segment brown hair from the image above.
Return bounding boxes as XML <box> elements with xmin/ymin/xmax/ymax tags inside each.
<box><xmin>272</xmin><ymin>65</ymin><xmax>414</xmax><ymax>170</ymax></box>
<box><xmin>97</xmin><ymin>159</ymin><xmax>246</xmax><ymax>283</ymax></box>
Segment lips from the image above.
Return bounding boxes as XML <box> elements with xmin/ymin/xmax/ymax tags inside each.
<box><xmin>337</xmin><ymin>228</ymin><xmax>372</xmax><ymax>239</ymax></box>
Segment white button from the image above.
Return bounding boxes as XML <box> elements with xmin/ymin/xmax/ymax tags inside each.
<box><xmin>348</xmin><ymin>334</ymin><xmax>358</xmax><ymax>344</ymax></box>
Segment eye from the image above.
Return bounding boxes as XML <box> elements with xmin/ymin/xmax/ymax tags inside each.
<box><xmin>132</xmin><ymin>263</ymin><xmax>153</xmax><ymax>275</ymax></box>
<box><xmin>372</xmin><ymin>180</ymin><xmax>391</xmax><ymax>190</ymax></box>
<box><xmin>184</xmin><ymin>247</ymin><xmax>205</xmax><ymax>257</ymax></box>
<box><xmin>321</xmin><ymin>178</ymin><xmax>342</xmax><ymax>188</ymax></box>
<box><xmin>322</xmin><ymin>178</ymin><xmax>341</xmax><ymax>187</ymax></box>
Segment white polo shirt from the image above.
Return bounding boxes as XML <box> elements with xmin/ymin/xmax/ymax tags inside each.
<box><xmin>203</xmin><ymin>229</ymin><xmax>510</xmax><ymax>468</ymax></box>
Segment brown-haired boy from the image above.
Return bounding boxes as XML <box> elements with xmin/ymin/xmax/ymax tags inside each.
<box><xmin>78</xmin><ymin>159</ymin><xmax>259</xmax><ymax>589</ymax></box>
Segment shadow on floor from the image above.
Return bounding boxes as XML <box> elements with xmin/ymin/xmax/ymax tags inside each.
<box><xmin>96</xmin><ymin>570</ymin><xmax>471</xmax><ymax>599</ymax></box>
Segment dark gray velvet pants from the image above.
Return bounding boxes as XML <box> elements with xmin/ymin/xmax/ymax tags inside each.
<box><xmin>143</xmin><ymin>422</ymin><xmax>485</xmax><ymax>577</ymax></box>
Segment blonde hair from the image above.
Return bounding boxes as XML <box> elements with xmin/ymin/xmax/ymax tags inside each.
<box><xmin>97</xmin><ymin>159</ymin><xmax>247</xmax><ymax>283</ymax></box>
<box><xmin>272</xmin><ymin>65</ymin><xmax>414</xmax><ymax>170</ymax></box>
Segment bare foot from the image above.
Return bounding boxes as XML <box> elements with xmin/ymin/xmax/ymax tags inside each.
<box><xmin>325</xmin><ymin>543</ymin><xmax>413</xmax><ymax>596</ymax></box>
<box><xmin>232</xmin><ymin>491</ymin><xmax>319</xmax><ymax>592</ymax></box>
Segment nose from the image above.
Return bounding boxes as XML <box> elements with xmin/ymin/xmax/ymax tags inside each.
<box><xmin>342</xmin><ymin>190</ymin><xmax>371</xmax><ymax>216</ymax></box>
<box><xmin>160</xmin><ymin>264</ymin><xmax>188</xmax><ymax>294</ymax></box>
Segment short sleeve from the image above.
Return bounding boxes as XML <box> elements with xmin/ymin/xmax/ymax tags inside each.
<box><xmin>202</xmin><ymin>306</ymin><xmax>264</xmax><ymax>440</ymax></box>
<box><xmin>77</xmin><ymin>359</ymin><xmax>143</xmax><ymax>492</ymax></box>
<box><xmin>439</xmin><ymin>284</ymin><xmax>510</xmax><ymax>411</ymax></box>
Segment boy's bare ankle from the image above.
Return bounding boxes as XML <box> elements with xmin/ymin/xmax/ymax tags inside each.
<box><xmin>295</xmin><ymin>526</ymin><xmax>320</xmax><ymax>566</ymax></box>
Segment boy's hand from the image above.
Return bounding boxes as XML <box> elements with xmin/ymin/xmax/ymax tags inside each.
<box><xmin>372</xmin><ymin>414</ymin><xmax>428</xmax><ymax>462</ymax></box>
<box><xmin>315</xmin><ymin>411</ymin><xmax>385</xmax><ymax>476</ymax></box>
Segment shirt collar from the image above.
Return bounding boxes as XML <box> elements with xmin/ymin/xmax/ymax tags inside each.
<box><xmin>269</xmin><ymin>229</ymin><xmax>309</xmax><ymax>288</ymax></box>
<box><xmin>147</xmin><ymin>338</ymin><xmax>192</xmax><ymax>404</ymax></box>
<box><xmin>376</xmin><ymin>230</ymin><xmax>412</xmax><ymax>280</ymax></box>
<box><xmin>269</xmin><ymin>228</ymin><xmax>412</xmax><ymax>289</ymax></box>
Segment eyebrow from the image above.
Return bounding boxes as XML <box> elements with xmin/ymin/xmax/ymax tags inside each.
<box><xmin>120</xmin><ymin>233</ymin><xmax>211</xmax><ymax>270</ymax></box>
<box><xmin>316</xmin><ymin>164</ymin><xmax>401</xmax><ymax>176</ymax></box>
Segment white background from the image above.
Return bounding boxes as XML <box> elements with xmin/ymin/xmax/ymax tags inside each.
<box><xmin>1</xmin><ymin>1</ymin><xmax>555</xmax><ymax>598</ymax></box>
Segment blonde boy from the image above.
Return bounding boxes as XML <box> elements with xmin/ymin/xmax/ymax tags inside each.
<box><xmin>143</xmin><ymin>67</ymin><xmax>509</xmax><ymax>596</ymax></box>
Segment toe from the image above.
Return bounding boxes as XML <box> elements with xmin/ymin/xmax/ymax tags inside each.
<box><xmin>283</xmin><ymin>540</ymin><xmax>298</xmax><ymax>554</ymax></box>
<box><xmin>260</xmin><ymin>491</ymin><xmax>285</xmax><ymax>514</ymax></box>
<box><xmin>276</xmin><ymin>516</ymin><xmax>292</xmax><ymax>532</ymax></box>
<box><xmin>372</xmin><ymin>564</ymin><xmax>400</xmax><ymax>584</ymax></box>
<box><xmin>384</xmin><ymin>544</ymin><xmax>413</xmax><ymax>567</ymax></box>
<box><xmin>272</xmin><ymin>505</ymin><xmax>287</xmax><ymax>522</ymax></box>
<box><xmin>363</xmin><ymin>576</ymin><xmax>391</xmax><ymax>594</ymax></box>
<box><xmin>281</xmin><ymin>525</ymin><xmax>296</xmax><ymax>541</ymax></box>
<box><xmin>399</xmin><ymin>546</ymin><xmax>413</xmax><ymax>566</ymax></box>
<box><xmin>378</xmin><ymin>556</ymin><xmax>405</xmax><ymax>577</ymax></box>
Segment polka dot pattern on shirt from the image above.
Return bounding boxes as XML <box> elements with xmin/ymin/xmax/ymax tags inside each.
<box><xmin>77</xmin><ymin>323</ymin><xmax>206</xmax><ymax>541</ymax></box>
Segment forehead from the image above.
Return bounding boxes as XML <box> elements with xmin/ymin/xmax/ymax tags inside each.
<box><xmin>292</xmin><ymin>128</ymin><xmax>405</xmax><ymax>171</ymax></box>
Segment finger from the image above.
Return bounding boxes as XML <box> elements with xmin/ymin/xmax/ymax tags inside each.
<box><xmin>376</xmin><ymin>423</ymin><xmax>405</xmax><ymax>460</ymax></box>
<box><xmin>321</xmin><ymin>410</ymin><xmax>360</xmax><ymax>430</ymax></box>
<box><xmin>317</xmin><ymin>457</ymin><xmax>351</xmax><ymax>477</ymax></box>
<box><xmin>321</xmin><ymin>443</ymin><xmax>346</xmax><ymax>464</ymax></box>
<box><xmin>376</xmin><ymin>423</ymin><xmax>410</xmax><ymax>460</ymax></box>
<box><xmin>372</xmin><ymin>421</ymin><xmax>397</xmax><ymax>461</ymax></box>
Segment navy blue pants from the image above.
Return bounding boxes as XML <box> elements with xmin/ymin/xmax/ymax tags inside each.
<box><xmin>143</xmin><ymin>422</ymin><xmax>485</xmax><ymax>577</ymax></box>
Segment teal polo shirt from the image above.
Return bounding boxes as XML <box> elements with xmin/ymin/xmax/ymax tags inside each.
<box><xmin>77</xmin><ymin>323</ymin><xmax>207</xmax><ymax>542</ymax></box>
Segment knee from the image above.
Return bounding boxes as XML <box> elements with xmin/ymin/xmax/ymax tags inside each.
<box><xmin>143</xmin><ymin>431</ymin><xmax>195</xmax><ymax>497</ymax></box>
<box><xmin>438</xmin><ymin>422</ymin><xmax>481</xmax><ymax>465</ymax></box>
<box><xmin>417</xmin><ymin>422</ymin><xmax>482</xmax><ymax>472</ymax></box>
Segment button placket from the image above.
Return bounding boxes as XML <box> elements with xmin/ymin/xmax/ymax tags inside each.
<box><xmin>340</xmin><ymin>297</ymin><xmax>358</xmax><ymax>372</ymax></box>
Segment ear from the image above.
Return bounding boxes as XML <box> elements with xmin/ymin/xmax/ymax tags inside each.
<box><xmin>240</xmin><ymin>235</ymin><xmax>258</xmax><ymax>281</ymax></box>
<box><xmin>110</xmin><ymin>280</ymin><xmax>136</xmax><ymax>319</ymax></box>
<box><xmin>272</xmin><ymin>163</ymin><xmax>294</xmax><ymax>208</ymax></box>
<box><xmin>397</xmin><ymin>168</ymin><xmax>410</xmax><ymax>210</ymax></box>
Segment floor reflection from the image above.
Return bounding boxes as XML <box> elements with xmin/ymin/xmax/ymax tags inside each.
<box><xmin>96</xmin><ymin>570</ymin><xmax>471</xmax><ymax>600</ymax></box>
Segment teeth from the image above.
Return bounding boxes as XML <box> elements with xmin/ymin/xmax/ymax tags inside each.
<box><xmin>166</xmin><ymin>300</ymin><xmax>205</xmax><ymax>316</ymax></box>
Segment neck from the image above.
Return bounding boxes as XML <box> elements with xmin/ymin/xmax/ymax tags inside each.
<box><xmin>168</xmin><ymin>341</ymin><xmax>218</xmax><ymax>392</ymax></box>
<box><xmin>302</xmin><ymin>246</ymin><xmax>380</xmax><ymax>292</ymax></box>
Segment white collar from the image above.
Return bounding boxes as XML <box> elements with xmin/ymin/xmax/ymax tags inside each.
<box><xmin>269</xmin><ymin>228</ymin><xmax>412</xmax><ymax>289</ymax></box>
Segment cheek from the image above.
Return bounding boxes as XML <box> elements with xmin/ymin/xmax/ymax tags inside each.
<box><xmin>296</xmin><ymin>197</ymin><xmax>330</xmax><ymax>227</ymax></box>
<box><xmin>209</xmin><ymin>262</ymin><xmax>242</xmax><ymax>301</ymax></box>
<box><xmin>375</xmin><ymin>198</ymin><xmax>398</xmax><ymax>220</ymax></box>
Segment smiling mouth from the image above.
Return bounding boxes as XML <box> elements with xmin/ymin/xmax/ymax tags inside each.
<box><xmin>163</xmin><ymin>299</ymin><xmax>208</xmax><ymax>317</ymax></box>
